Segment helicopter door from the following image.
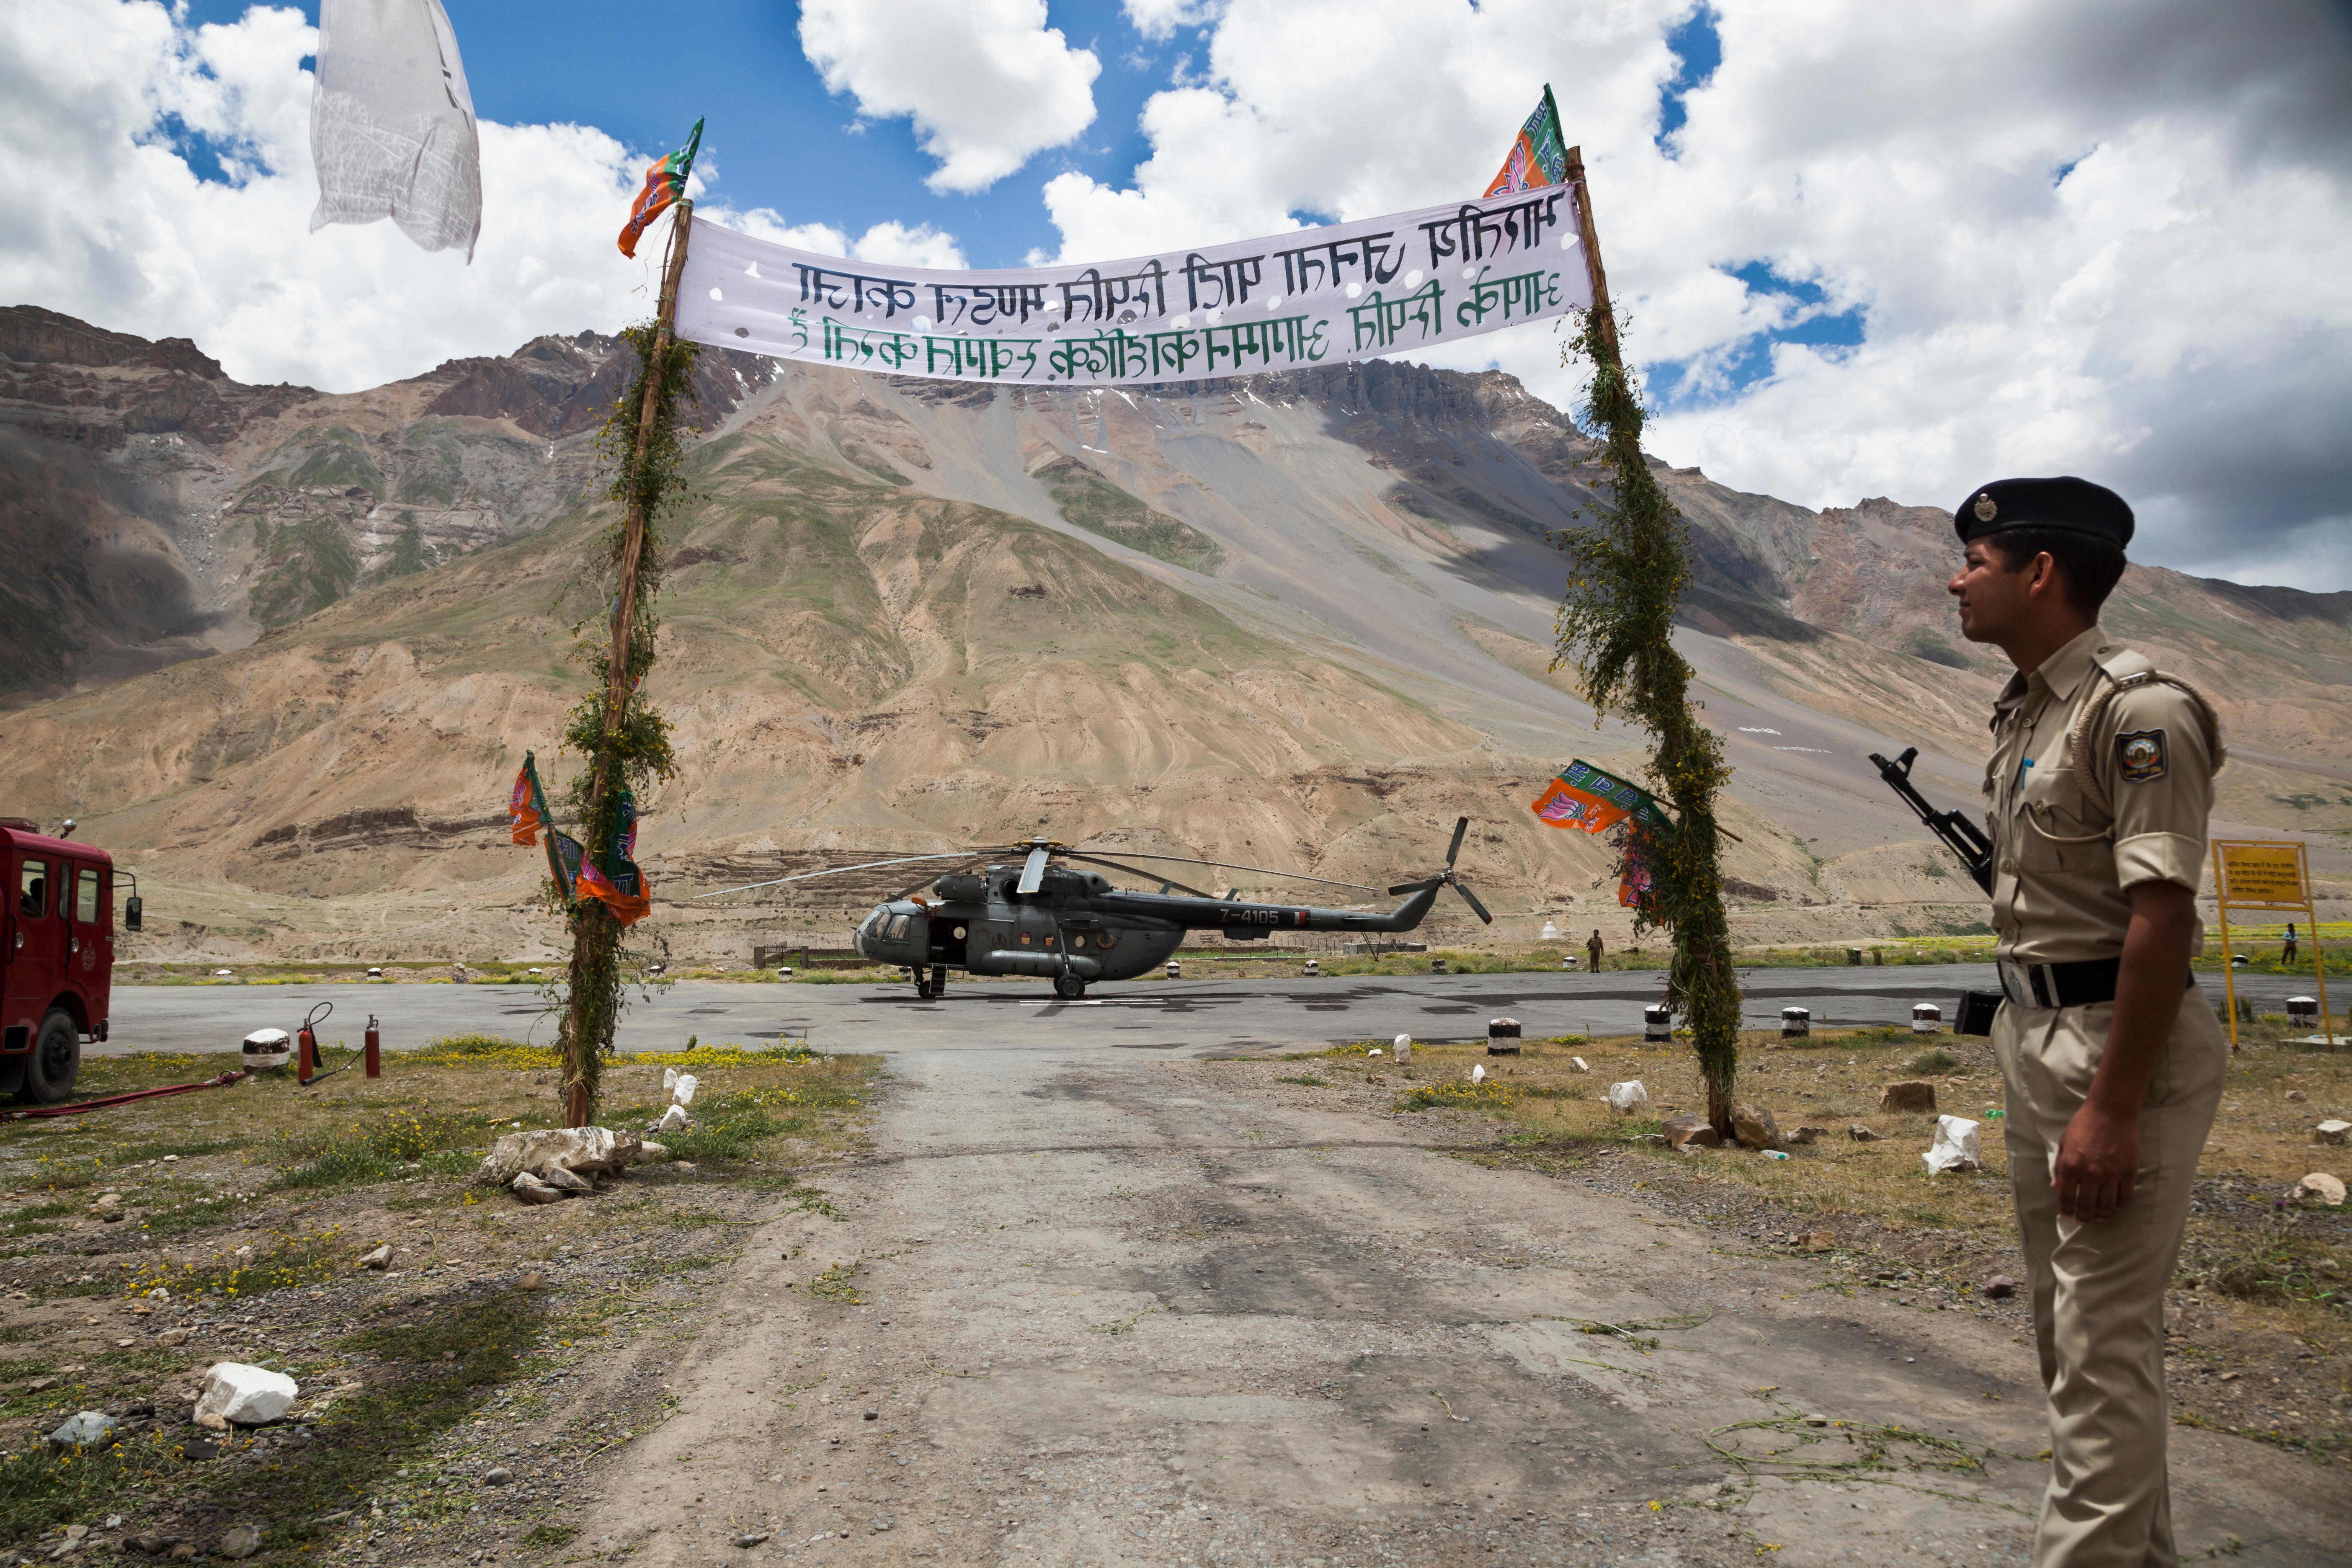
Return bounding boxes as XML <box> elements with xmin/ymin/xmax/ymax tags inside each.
<box><xmin>932</xmin><ymin>917</ymin><xmax>969</xmax><ymax>966</ymax></box>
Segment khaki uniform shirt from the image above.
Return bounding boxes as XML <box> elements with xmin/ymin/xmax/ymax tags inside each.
<box><xmin>1983</xmin><ymin>624</ymin><xmax>2214</xmax><ymax>964</ymax></box>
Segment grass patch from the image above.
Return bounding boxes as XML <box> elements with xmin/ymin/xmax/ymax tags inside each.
<box><xmin>275</xmin><ymin>1107</ymin><xmax>498</xmax><ymax>1189</ymax></box>
<box><xmin>1906</xmin><ymin>1048</ymin><xmax>1961</xmax><ymax>1075</ymax></box>
<box><xmin>2187</xmin><ymin>1219</ymin><xmax>2346</xmax><ymax>1310</ymax></box>
<box><xmin>125</xmin><ymin>1228</ymin><xmax>348</xmax><ymax>1302</ymax></box>
<box><xmin>1275</xmin><ymin>1075</ymin><xmax>1329</xmax><ymax>1088</ymax></box>
<box><xmin>1396</xmin><ymin>1081</ymin><xmax>1520</xmax><ymax>1113</ymax></box>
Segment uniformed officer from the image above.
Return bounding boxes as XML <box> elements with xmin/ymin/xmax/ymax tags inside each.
<box><xmin>1947</xmin><ymin>476</ymin><xmax>2228</xmax><ymax>1568</ymax></box>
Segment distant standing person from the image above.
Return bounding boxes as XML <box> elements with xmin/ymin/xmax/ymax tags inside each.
<box><xmin>1585</xmin><ymin>928</ymin><xmax>1605</xmax><ymax>974</ymax></box>
<box><xmin>1949</xmin><ymin>476</ymin><xmax>2226</xmax><ymax>1567</ymax></box>
<box><xmin>2282</xmin><ymin>921</ymin><xmax>2298</xmax><ymax>965</ymax></box>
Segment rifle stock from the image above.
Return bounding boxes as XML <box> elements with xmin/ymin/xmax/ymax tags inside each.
<box><xmin>1868</xmin><ymin>747</ymin><xmax>1995</xmax><ymax>895</ymax></box>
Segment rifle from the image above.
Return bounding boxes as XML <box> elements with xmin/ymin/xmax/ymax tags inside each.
<box><xmin>1868</xmin><ymin>747</ymin><xmax>1994</xmax><ymax>895</ymax></box>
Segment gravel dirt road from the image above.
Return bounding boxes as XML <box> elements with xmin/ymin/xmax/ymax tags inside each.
<box><xmin>546</xmin><ymin>1037</ymin><xmax>2350</xmax><ymax>1568</ymax></box>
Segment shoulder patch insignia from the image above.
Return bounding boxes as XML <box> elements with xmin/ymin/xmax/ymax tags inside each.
<box><xmin>2116</xmin><ymin>729</ymin><xmax>2167</xmax><ymax>783</ymax></box>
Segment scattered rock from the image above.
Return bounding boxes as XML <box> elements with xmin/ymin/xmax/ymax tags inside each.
<box><xmin>1923</xmin><ymin>1114</ymin><xmax>1983</xmax><ymax>1174</ymax></box>
<box><xmin>541</xmin><ymin>1164</ymin><xmax>595</xmax><ymax>1194</ymax></box>
<box><xmin>1568</xmin><ymin>1057</ymin><xmax>1589</xmax><ymax>1073</ymax></box>
<box><xmin>1848</xmin><ymin>1124</ymin><xmax>1883</xmax><ymax>1142</ymax></box>
<box><xmin>2286</xmin><ymin>1089</ymin><xmax>2308</xmax><ymax>1102</ymax></box>
<box><xmin>356</xmin><ymin>1245</ymin><xmax>392</xmax><ymax>1270</ymax></box>
<box><xmin>1796</xmin><ymin>1232</ymin><xmax>1835</xmax><ymax>1253</ymax></box>
<box><xmin>46</xmin><ymin>1411</ymin><xmax>119</xmax><ymax>1452</ymax></box>
<box><xmin>218</xmin><ymin>1524</ymin><xmax>262</xmax><ymax>1559</ymax></box>
<box><xmin>477</xmin><ymin>1126</ymin><xmax>648</xmax><ymax>1185</ymax></box>
<box><xmin>194</xmin><ymin>1363</ymin><xmax>298</xmax><ymax>1427</ymax></box>
<box><xmin>1661</xmin><ymin>1112</ymin><xmax>1720</xmax><ymax>1150</ymax></box>
<box><xmin>26</xmin><ymin>1377</ymin><xmax>55</xmax><ymax>1392</ymax></box>
<box><xmin>511</xmin><ymin>1172</ymin><xmax>564</xmax><ymax>1205</ymax></box>
<box><xmin>520</xmin><ymin>1272</ymin><xmax>547</xmax><ymax>1292</ymax></box>
<box><xmin>194</xmin><ymin>1410</ymin><xmax>229</xmax><ymax>1431</ymax></box>
<box><xmin>1730</xmin><ymin>1103</ymin><xmax>1783</xmax><ymax>1151</ymax></box>
<box><xmin>863</xmin><ymin>1410</ymin><xmax>879</xmax><ymax>1421</ymax></box>
<box><xmin>2291</xmin><ymin>1172</ymin><xmax>2346</xmax><ymax>1207</ymax></box>
<box><xmin>170</xmin><ymin>1544</ymin><xmax>197</xmax><ymax>1560</ymax></box>
<box><xmin>127</xmin><ymin>1536</ymin><xmax>183</xmax><ymax>1557</ymax></box>
<box><xmin>1786</xmin><ymin>1126</ymin><xmax>1830</xmax><ymax>1147</ymax></box>
<box><xmin>157</xmin><ymin>1329</ymin><xmax>190</xmax><ymax>1347</ymax></box>
<box><xmin>2316</xmin><ymin>1120</ymin><xmax>2350</xmax><ymax>1146</ymax></box>
<box><xmin>1881</xmin><ymin>1081</ymin><xmax>1939</xmax><ymax>1114</ymax></box>
<box><xmin>652</xmin><ymin>1104</ymin><xmax>689</xmax><ymax>1134</ymax></box>
<box><xmin>484</xmin><ymin>1467</ymin><xmax>513</xmax><ymax>1486</ymax></box>
<box><xmin>735</xmin><ymin>1533</ymin><xmax>771</xmax><ymax>1549</ymax></box>
<box><xmin>636</xmin><ymin>1142</ymin><xmax>674</xmax><ymax>1163</ymax></box>
<box><xmin>1983</xmin><ymin>1274</ymin><xmax>2017</xmax><ymax>1299</ymax></box>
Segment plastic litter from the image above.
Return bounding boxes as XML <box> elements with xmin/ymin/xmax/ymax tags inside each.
<box><xmin>1393</xmin><ymin>1034</ymin><xmax>1412</xmax><ymax>1060</ymax></box>
<box><xmin>1763</xmin><ymin>1149</ymin><xmax>1790</xmax><ymax>1161</ymax></box>
<box><xmin>1470</xmin><ymin>1064</ymin><xmax>1487</xmax><ymax>1084</ymax></box>
<box><xmin>1922</xmin><ymin>1114</ymin><xmax>1983</xmax><ymax>1174</ymax></box>
<box><xmin>1607</xmin><ymin>1081</ymin><xmax>1649</xmax><ymax>1114</ymax></box>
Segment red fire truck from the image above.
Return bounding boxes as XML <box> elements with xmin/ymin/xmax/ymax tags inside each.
<box><xmin>1</xmin><ymin>818</ymin><xmax>139</xmax><ymax>1103</ymax></box>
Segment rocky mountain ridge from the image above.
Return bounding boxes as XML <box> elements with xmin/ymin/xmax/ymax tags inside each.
<box><xmin>1</xmin><ymin>305</ymin><xmax>2343</xmax><ymax>962</ymax></box>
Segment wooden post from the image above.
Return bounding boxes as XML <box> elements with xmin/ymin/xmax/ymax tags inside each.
<box><xmin>562</xmin><ymin>201</ymin><xmax>694</xmax><ymax>1129</ymax></box>
<box><xmin>1563</xmin><ymin>146</ymin><xmax>1619</xmax><ymax>364</ymax></box>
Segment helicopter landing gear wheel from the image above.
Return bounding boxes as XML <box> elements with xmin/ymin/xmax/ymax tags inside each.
<box><xmin>929</xmin><ymin>966</ymin><xmax>947</xmax><ymax>997</ymax></box>
<box><xmin>915</xmin><ymin>974</ymin><xmax>933</xmax><ymax>1001</ymax></box>
<box><xmin>1052</xmin><ymin>971</ymin><xmax>1087</xmax><ymax>1001</ymax></box>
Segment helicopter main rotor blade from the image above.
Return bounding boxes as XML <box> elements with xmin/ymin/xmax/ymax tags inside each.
<box><xmin>1454</xmin><ymin>879</ymin><xmax>1495</xmax><ymax>925</ymax></box>
<box><xmin>1057</xmin><ymin>852</ymin><xmax>1218</xmax><ymax>900</ymax></box>
<box><xmin>1016</xmin><ymin>843</ymin><xmax>1052</xmax><ymax>896</ymax></box>
<box><xmin>1446</xmin><ymin>816</ymin><xmax>1470</xmax><ymax>869</ymax></box>
<box><xmin>694</xmin><ymin>852</ymin><xmax>978</xmax><ymax>900</ymax></box>
<box><xmin>1068</xmin><ymin>848</ymin><xmax>1378</xmax><ymax>893</ymax></box>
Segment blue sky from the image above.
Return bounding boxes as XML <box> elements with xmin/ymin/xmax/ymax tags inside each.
<box><xmin>166</xmin><ymin>0</ymin><xmax>1836</xmax><ymax>413</ymax></box>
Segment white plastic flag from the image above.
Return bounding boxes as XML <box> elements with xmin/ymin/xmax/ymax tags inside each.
<box><xmin>309</xmin><ymin>0</ymin><xmax>482</xmax><ymax>260</ymax></box>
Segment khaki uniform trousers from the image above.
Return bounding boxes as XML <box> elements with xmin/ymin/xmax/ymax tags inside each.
<box><xmin>1995</xmin><ymin>990</ymin><xmax>2226</xmax><ymax>1568</ymax></box>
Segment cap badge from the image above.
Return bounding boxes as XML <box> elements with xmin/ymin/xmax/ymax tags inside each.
<box><xmin>1973</xmin><ymin>494</ymin><xmax>1999</xmax><ymax>523</ymax></box>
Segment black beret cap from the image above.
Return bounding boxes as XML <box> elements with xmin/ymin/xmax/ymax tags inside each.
<box><xmin>1954</xmin><ymin>476</ymin><xmax>2133</xmax><ymax>548</ymax></box>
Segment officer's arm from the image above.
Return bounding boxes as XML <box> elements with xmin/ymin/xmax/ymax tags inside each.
<box><xmin>2053</xmin><ymin>683</ymin><xmax>2215</xmax><ymax>1222</ymax></box>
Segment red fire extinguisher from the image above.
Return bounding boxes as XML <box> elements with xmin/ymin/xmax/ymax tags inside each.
<box><xmin>296</xmin><ymin>1002</ymin><xmax>325</xmax><ymax>1085</ymax></box>
<box><xmin>364</xmin><ymin>1014</ymin><xmax>381</xmax><ymax>1078</ymax></box>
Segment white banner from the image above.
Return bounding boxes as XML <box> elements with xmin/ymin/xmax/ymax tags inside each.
<box><xmin>672</xmin><ymin>188</ymin><xmax>1588</xmax><ymax>388</ymax></box>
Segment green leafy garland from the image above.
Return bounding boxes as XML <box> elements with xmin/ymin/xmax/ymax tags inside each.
<box><xmin>555</xmin><ymin>319</ymin><xmax>696</xmax><ymax>1122</ymax></box>
<box><xmin>1552</xmin><ymin>309</ymin><xmax>1744</xmax><ymax>1132</ymax></box>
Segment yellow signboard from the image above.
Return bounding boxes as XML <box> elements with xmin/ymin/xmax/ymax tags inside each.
<box><xmin>2217</xmin><ymin>842</ymin><xmax>2307</xmax><ymax>907</ymax></box>
<box><xmin>2210</xmin><ymin>840</ymin><xmax>2334</xmax><ymax>1050</ymax></box>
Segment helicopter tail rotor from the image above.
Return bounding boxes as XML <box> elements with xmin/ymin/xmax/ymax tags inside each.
<box><xmin>1386</xmin><ymin>816</ymin><xmax>1492</xmax><ymax>924</ymax></box>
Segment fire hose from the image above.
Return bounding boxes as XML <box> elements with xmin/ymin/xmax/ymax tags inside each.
<box><xmin>0</xmin><ymin>1071</ymin><xmax>249</xmax><ymax>1122</ymax></box>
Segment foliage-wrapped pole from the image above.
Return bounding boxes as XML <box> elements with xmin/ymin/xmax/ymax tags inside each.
<box><xmin>558</xmin><ymin>203</ymin><xmax>695</xmax><ymax>1127</ymax></box>
<box><xmin>1550</xmin><ymin>147</ymin><xmax>1745</xmax><ymax>1135</ymax></box>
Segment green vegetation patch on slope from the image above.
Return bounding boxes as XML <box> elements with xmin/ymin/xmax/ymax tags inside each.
<box><xmin>1034</xmin><ymin>455</ymin><xmax>1222</xmax><ymax>574</ymax></box>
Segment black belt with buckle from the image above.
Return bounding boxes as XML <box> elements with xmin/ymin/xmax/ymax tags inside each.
<box><xmin>1997</xmin><ymin>957</ymin><xmax>2197</xmax><ymax>1009</ymax></box>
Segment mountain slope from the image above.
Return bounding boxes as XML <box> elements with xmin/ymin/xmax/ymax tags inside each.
<box><xmin>0</xmin><ymin>307</ymin><xmax>2341</xmax><ymax>961</ymax></box>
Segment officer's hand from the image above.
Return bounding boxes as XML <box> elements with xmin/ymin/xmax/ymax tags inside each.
<box><xmin>2053</xmin><ymin>1101</ymin><xmax>2140</xmax><ymax>1222</ymax></box>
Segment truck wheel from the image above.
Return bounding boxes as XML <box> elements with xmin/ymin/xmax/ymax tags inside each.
<box><xmin>20</xmin><ymin>1011</ymin><xmax>79</xmax><ymax>1105</ymax></box>
<box><xmin>1053</xmin><ymin>972</ymin><xmax>1086</xmax><ymax>1001</ymax></box>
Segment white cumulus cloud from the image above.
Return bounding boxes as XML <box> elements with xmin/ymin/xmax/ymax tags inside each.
<box><xmin>0</xmin><ymin>0</ymin><xmax>966</xmax><ymax>395</ymax></box>
<box><xmin>1039</xmin><ymin>0</ymin><xmax>2352</xmax><ymax>589</ymax></box>
<box><xmin>798</xmin><ymin>0</ymin><xmax>1101</xmax><ymax>195</ymax></box>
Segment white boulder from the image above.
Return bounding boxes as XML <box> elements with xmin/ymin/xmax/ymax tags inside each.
<box><xmin>1393</xmin><ymin>1034</ymin><xmax>1412</xmax><ymax>1060</ymax></box>
<box><xmin>194</xmin><ymin>1363</ymin><xmax>298</xmax><ymax>1427</ymax></box>
<box><xmin>1607</xmin><ymin>1081</ymin><xmax>1648</xmax><ymax>1114</ymax></box>
<box><xmin>474</xmin><ymin>1127</ymin><xmax>644</xmax><ymax>1186</ymax></box>
<box><xmin>2291</xmin><ymin>1171</ymin><xmax>2345</xmax><ymax>1207</ymax></box>
<box><xmin>653</xmin><ymin>1104</ymin><xmax>689</xmax><ymax>1133</ymax></box>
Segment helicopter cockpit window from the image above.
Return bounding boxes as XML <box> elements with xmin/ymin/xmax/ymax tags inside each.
<box><xmin>885</xmin><ymin>914</ymin><xmax>910</xmax><ymax>940</ymax></box>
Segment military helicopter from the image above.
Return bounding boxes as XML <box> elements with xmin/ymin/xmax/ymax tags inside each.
<box><xmin>699</xmin><ymin>819</ymin><xmax>1491</xmax><ymax>1000</ymax></box>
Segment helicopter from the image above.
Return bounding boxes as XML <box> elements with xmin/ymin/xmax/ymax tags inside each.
<box><xmin>698</xmin><ymin>818</ymin><xmax>1492</xmax><ymax>1000</ymax></box>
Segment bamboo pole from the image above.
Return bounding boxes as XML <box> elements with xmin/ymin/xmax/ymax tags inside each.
<box><xmin>1563</xmin><ymin>146</ymin><xmax>1618</xmax><ymax>364</ymax></box>
<box><xmin>563</xmin><ymin>201</ymin><xmax>694</xmax><ymax>1129</ymax></box>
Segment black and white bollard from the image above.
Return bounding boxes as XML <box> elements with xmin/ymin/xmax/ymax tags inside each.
<box><xmin>2288</xmin><ymin>996</ymin><xmax>2319</xmax><ymax>1028</ymax></box>
<box><xmin>1781</xmin><ymin>1006</ymin><xmax>1810</xmax><ymax>1039</ymax></box>
<box><xmin>1847</xmin><ymin>948</ymin><xmax>1865</xmax><ymax>967</ymax></box>
<box><xmin>1166</xmin><ymin>960</ymin><xmax>1182</xmax><ymax>979</ymax></box>
<box><xmin>1644</xmin><ymin>1005</ymin><xmax>1672</xmax><ymax>1043</ymax></box>
<box><xmin>1303</xmin><ymin>959</ymin><xmax>1320</xmax><ymax>977</ymax></box>
<box><xmin>1431</xmin><ymin>958</ymin><xmax>1448</xmax><ymax>975</ymax></box>
<box><xmin>1912</xmin><ymin>1002</ymin><xmax>1942</xmax><ymax>1034</ymax></box>
<box><xmin>1487</xmin><ymin>1017</ymin><xmax>1522</xmax><ymax>1055</ymax></box>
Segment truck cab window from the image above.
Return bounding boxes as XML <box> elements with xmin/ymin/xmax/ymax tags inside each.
<box><xmin>18</xmin><ymin>859</ymin><xmax>46</xmax><ymax>919</ymax></box>
<box><xmin>76</xmin><ymin>868</ymin><xmax>100</xmax><ymax>924</ymax></box>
